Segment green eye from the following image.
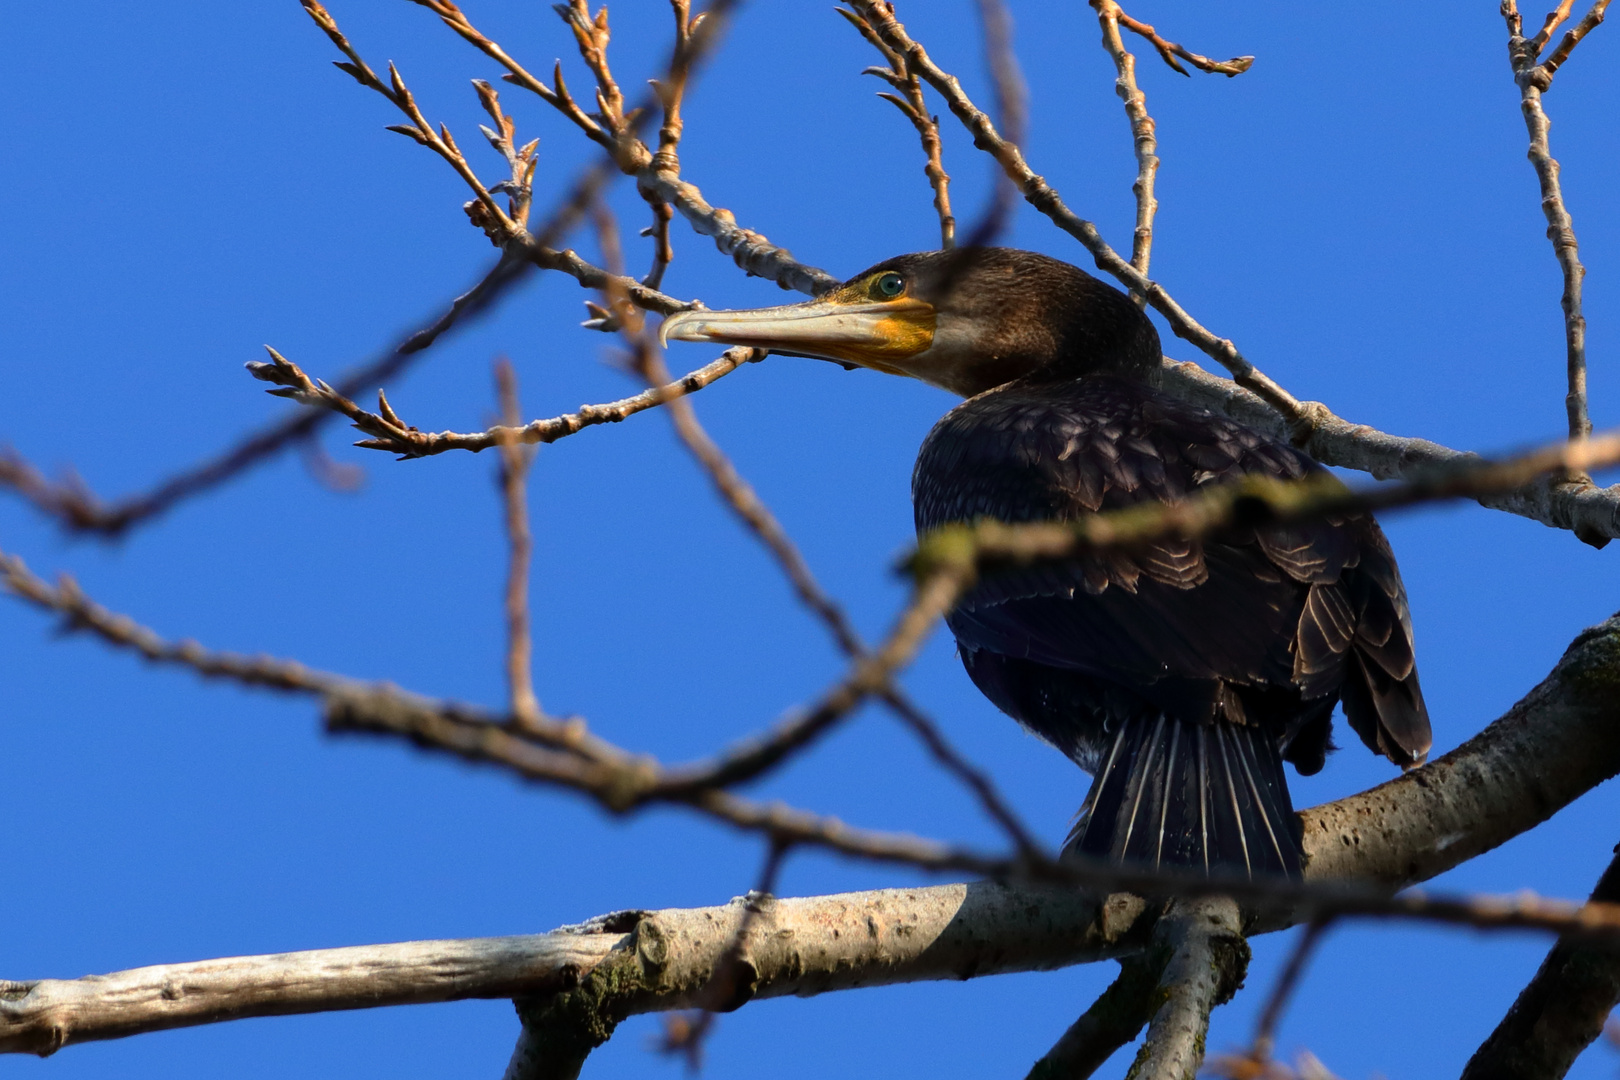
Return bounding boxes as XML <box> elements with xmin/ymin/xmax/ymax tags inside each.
<box><xmin>873</xmin><ymin>272</ymin><xmax>905</xmax><ymax>299</ymax></box>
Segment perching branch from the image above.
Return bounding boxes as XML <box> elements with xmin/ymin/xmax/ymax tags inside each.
<box><xmin>13</xmin><ymin>604</ymin><xmax>1620</xmax><ymax>1059</ymax></box>
<box><xmin>1125</xmin><ymin>897</ymin><xmax>1247</xmax><ymax>1080</ymax></box>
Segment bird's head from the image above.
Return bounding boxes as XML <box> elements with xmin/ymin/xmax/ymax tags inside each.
<box><xmin>660</xmin><ymin>247</ymin><xmax>1161</xmax><ymax>398</ymax></box>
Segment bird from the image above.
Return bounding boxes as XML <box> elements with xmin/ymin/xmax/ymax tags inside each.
<box><xmin>660</xmin><ymin>247</ymin><xmax>1430</xmax><ymax>880</ymax></box>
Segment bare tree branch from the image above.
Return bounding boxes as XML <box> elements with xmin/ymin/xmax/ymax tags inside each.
<box><xmin>1461</xmin><ymin>848</ymin><xmax>1620</xmax><ymax>1080</ymax></box>
<box><xmin>410</xmin><ymin>0</ymin><xmax>841</xmax><ymax>295</ymax></box>
<box><xmin>493</xmin><ymin>360</ymin><xmax>545</xmax><ymax>731</ymax></box>
<box><xmin>0</xmin><ymin>884</ymin><xmax>1131</xmax><ymax>1058</ymax></box>
<box><xmin>845</xmin><ymin>0</ymin><xmax>1307</xmax><ymax>423</ymax></box>
<box><xmin>907</xmin><ymin>424</ymin><xmax>1620</xmax><ymax>582</ymax></box>
<box><xmin>1501</xmin><ymin>0</ymin><xmax>1605</xmax><ymax>450</ymax></box>
<box><xmin>0</xmin><ymin>251</ymin><xmax>529</xmax><ymax>536</ymax></box>
<box><xmin>1125</xmin><ymin>897</ymin><xmax>1247</xmax><ymax>1080</ymax></box>
<box><xmin>1025</xmin><ymin>951</ymin><xmax>1165</xmax><ymax>1079</ymax></box>
<box><xmin>13</xmin><ymin>604</ymin><xmax>1620</xmax><ymax>1058</ymax></box>
<box><xmin>245</xmin><ymin>347</ymin><xmax>759</xmax><ymax>458</ymax></box>
<box><xmin>1109</xmin><ymin>6</ymin><xmax>1253</xmax><ymax>77</ymax></box>
<box><xmin>299</xmin><ymin>0</ymin><xmax>516</xmax><ymax>239</ymax></box>
<box><xmin>1162</xmin><ymin>359</ymin><xmax>1620</xmax><ymax>546</ymax></box>
<box><xmin>1092</xmin><ymin>0</ymin><xmax>1160</xmax><ymax>299</ymax></box>
<box><xmin>838</xmin><ymin>5</ymin><xmax>956</xmax><ymax>248</ymax></box>
<box><xmin>953</xmin><ymin>0</ymin><xmax>1027</xmax><ymax>250</ymax></box>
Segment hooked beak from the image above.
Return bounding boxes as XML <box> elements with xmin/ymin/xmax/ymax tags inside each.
<box><xmin>659</xmin><ymin>296</ymin><xmax>936</xmax><ymax>376</ymax></box>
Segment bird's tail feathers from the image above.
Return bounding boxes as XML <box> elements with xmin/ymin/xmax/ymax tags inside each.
<box><xmin>1066</xmin><ymin>716</ymin><xmax>1303</xmax><ymax>880</ymax></box>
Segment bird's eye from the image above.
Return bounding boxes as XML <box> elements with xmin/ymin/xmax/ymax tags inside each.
<box><xmin>873</xmin><ymin>272</ymin><xmax>905</xmax><ymax>299</ymax></box>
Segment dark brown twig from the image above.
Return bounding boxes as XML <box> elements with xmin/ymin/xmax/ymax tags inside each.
<box><xmin>1246</xmin><ymin>920</ymin><xmax>1332</xmax><ymax>1067</ymax></box>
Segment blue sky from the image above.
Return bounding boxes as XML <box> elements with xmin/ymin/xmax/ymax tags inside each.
<box><xmin>2</xmin><ymin>1</ymin><xmax>1618</xmax><ymax>1077</ymax></box>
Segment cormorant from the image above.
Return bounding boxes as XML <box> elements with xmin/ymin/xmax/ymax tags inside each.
<box><xmin>660</xmin><ymin>247</ymin><xmax>1430</xmax><ymax>879</ymax></box>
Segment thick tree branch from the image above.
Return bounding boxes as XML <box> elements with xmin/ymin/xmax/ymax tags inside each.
<box><xmin>12</xmin><ymin>612</ymin><xmax>1620</xmax><ymax>1057</ymax></box>
<box><xmin>0</xmin><ymin>884</ymin><xmax>1139</xmax><ymax>1058</ymax></box>
<box><xmin>1461</xmin><ymin>848</ymin><xmax>1620</xmax><ymax>1080</ymax></box>
<box><xmin>1125</xmin><ymin>897</ymin><xmax>1247</xmax><ymax>1080</ymax></box>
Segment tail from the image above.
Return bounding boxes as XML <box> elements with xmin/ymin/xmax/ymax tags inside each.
<box><xmin>1066</xmin><ymin>716</ymin><xmax>1303</xmax><ymax>880</ymax></box>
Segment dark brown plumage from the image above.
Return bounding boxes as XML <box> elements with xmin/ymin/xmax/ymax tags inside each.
<box><xmin>662</xmin><ymin>246</ymin><xmax>1432</xmax><ymax>880</ymax></box>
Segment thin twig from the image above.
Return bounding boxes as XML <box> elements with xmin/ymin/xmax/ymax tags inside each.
<box><xmin>244</xmin><ymin>346</ymin><xmax>757</xmax><ymax>457</ymax></box>
<box><xmin>494</xmin><ymin>359</ymin><xmax>545</xmax><ymax>731</ymax></box>
<box><xmin>1112</xmin><ymin>6</ymin><xmax>1253</xmax><ymax>77</ymax></box>
<box><xmin>2</xmin><ymin>251</ymin><xmax>529</xmax><ymax>536</ymax></box>
<box><xmin>585</xmin><ymin>199</ymin><xmax>1034</xmax><ymax>844</ymax></box>
<box><xmin>1092</xmin><ymin>0</ymin><xmax>1159</xmax><ymax>302</ymax></box>
<box><xmin>1502</xmin><ymin>0</ymin><xmax>1600</xmax><ymax>448</ymax></box>
<box><xmin>1249</xmin><ymin>920</ymin><xmax>1332</xmax><ymax>1065</ymax></box>
<box><xmin>13</xmin><ymin>530</ymin><xmax>1620</xmax><ymax>922</ymax></box>
<box><xmin>300</xmin><ymin>0</ymin><xmax>515</xmax><ymax>240</ymax></box>
<box><xmin>1542</xmin><ymin>0</ymin><xmax>1612</xmax><ymax>75</ymax></box>
<box><xmin>845</xmin><ymin>1</ymin><xmax>1306</xmax><ymax>423</ymax></box>
<box><xmin>838</xmin><ymin>5</ymin><xmax>956</xmax><ymax>248</ymax></box>
<box><xmin>0</xmin><ymin>551</ymin><xmax>339</xmax><ymax>695</ymax></box>
<box><xmin>411</xmin><ymin>0</ymin><xmax>840</xmax><ymax>294</ymax></box>
<box><xmin>642</xmin><ymin>197</ymin><xmax>676</xmax><ymax>289</ymax></box>
<box><xmin>1159</xmin><ymin>358</ymin><xmax>1620</xmax><ymax>546</ymax></box>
